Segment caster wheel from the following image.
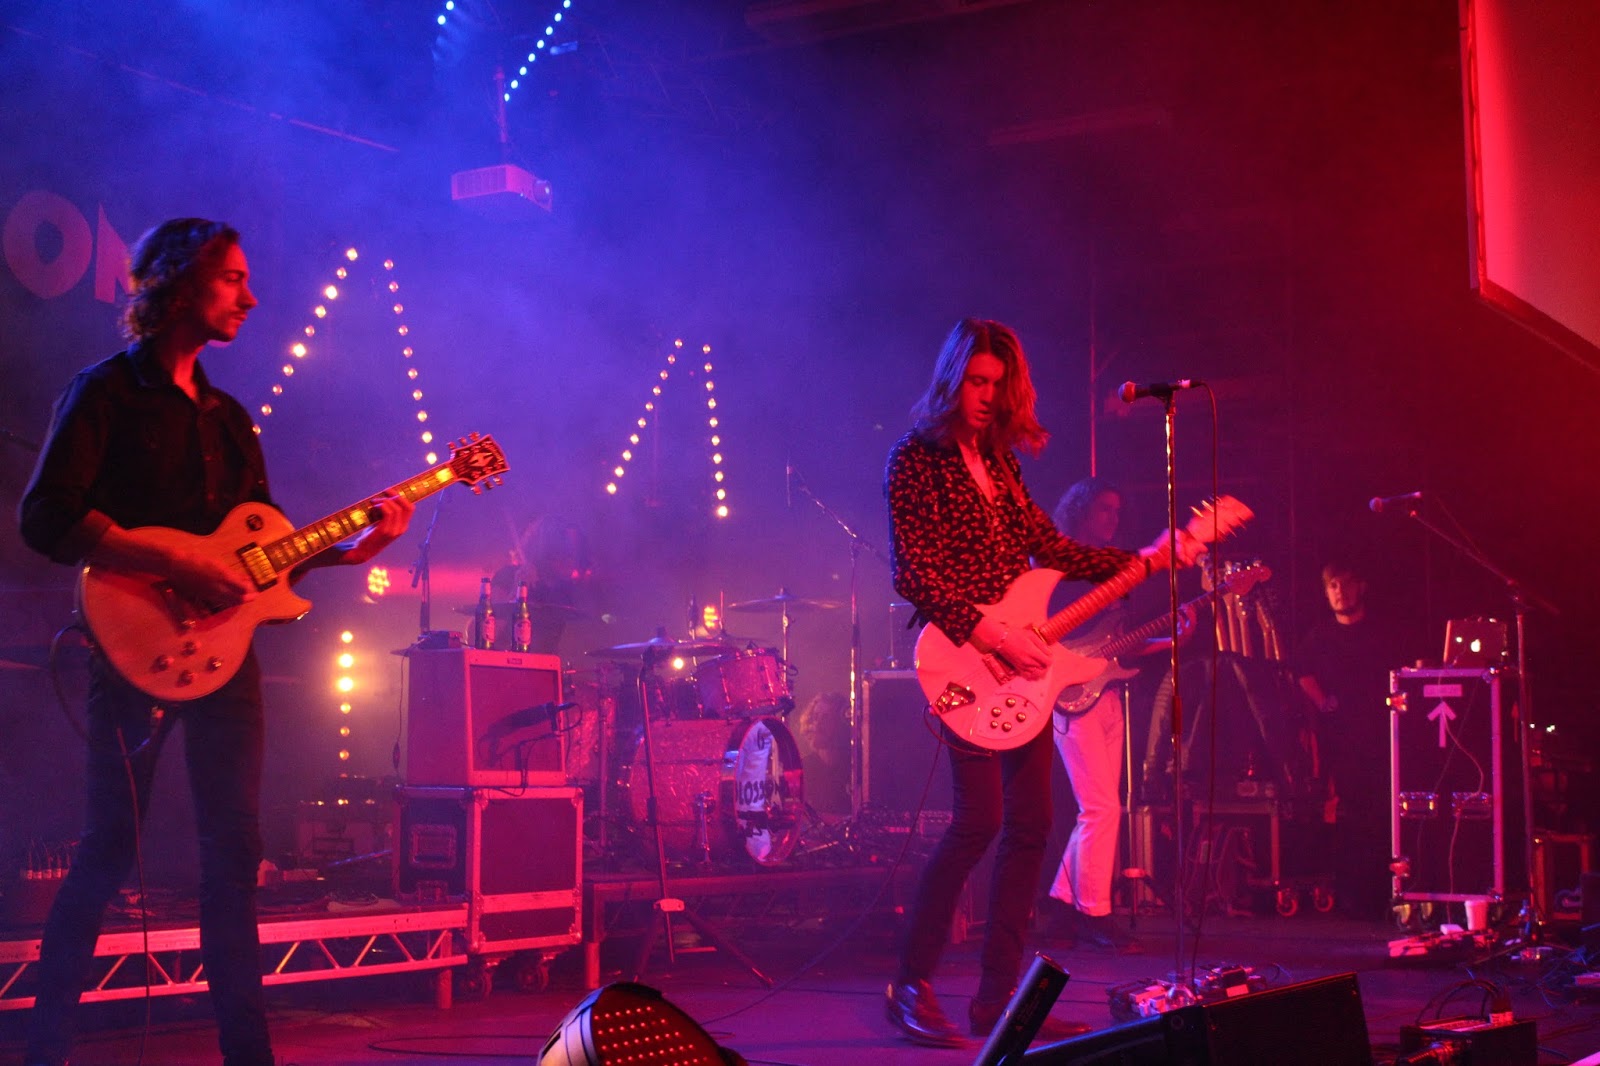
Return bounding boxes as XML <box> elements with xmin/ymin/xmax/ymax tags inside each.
<box><xmin>511</xmin><ymin>955</ymin><xmax>550</xmax><ymax>993</ymax></box>
<box><xmin>455</xmin><ymin>963</ymin><xmax>493</xmax><ymax>1001</ymax></box>
<box><xmin>1275</xmin><ymin>889</ymin><xmax>1300</xmax><ymax>917</ymax></box>
<box><xmin>1313</xmin><ymin>886</ymin><xmax>1336</xmax><ymax>913</ymax></box>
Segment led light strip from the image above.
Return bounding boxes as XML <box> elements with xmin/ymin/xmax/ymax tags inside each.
<box><xmin>253</xmin><ymin>248</ymin><xmax>437</xmax><ymax>466</ymax></box>
<box><xmin>605</xmin><ymin>339</ymin><xmax>728</xmax><ymax>520</ymax></box>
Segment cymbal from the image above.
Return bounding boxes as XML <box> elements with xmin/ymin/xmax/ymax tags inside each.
<box><xmin>726</xmin><ymin>592</ymin><xmax>842</xmax><ymax>613</ymax></box>
<box><xmin>452</xmin><ymin>601</ymin><xmax>584</xmax><ymax>619</ymax></box>
<box><xmin>586</xmin><ymin>636</ymin><xmax>737</xmax><ymax>660</ymax></box>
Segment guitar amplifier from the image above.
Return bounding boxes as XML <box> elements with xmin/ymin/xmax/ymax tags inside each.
<box><xmin>863</xmin><ymin>670</ymin><xmax>952</xmax><ymax>814</ymax></box>
<box><xmin>404</xmin><ymin>648</ymin><xmax>565</xmax><ymax>787</ymax></box>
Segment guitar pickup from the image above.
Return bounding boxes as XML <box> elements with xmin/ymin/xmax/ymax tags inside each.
<box><xmin>236</xmin><ymin>544</ymin><xmax>278</xmax><ymax>590</ymax></box>
<box><xmin>933</xmin><ymin>683</ymin><xmax>975</xmax><ymax>716</ymax></box>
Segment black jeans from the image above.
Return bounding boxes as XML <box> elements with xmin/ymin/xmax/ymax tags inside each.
<box><xmin>26</xmin><ymin>652</ymin><xmax>272</xmax><ymax>1066</ymax></box>
<box><xmin>899</xmin><ymin>728</ymin><xmax>1053</xmax><ymax>1002</ymax></box>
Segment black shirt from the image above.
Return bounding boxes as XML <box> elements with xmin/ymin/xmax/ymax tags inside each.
<box><xmin>19</xmin><ymin>342</ymin><xmax>272</xmax><ymax>565</ymax></box>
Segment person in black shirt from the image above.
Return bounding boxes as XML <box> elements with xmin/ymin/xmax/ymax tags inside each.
<box><xmin>1294</xmin><ymin>559</ymin><xmax>1400</xmax><ymax>920</ymax></box>
<box><xmin>18</xmin><ymin>218</ymin><xmax>414</xmax><ymax>1066</ymax></box>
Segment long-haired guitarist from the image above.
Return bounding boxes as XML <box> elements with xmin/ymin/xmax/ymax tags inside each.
<box><xmin>17</xmin><ymin>218</ymin><xmax>413</xmax><ymax>1066</ymax></box>
<box><xmin>882</xmin><ymin>318</ymin><xmax>1199</xmax><ymax>1047</ymax></box>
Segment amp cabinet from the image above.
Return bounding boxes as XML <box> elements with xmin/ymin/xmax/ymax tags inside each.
<box><xmin>395</xmin><ymin>785</ymin><xmax>582</xmax><ymax>954</ymax></box>
<box><xmin>404</xmin><ymin>647</ymin><xmax>565</xmax><ymax>786</ymax></box>
<box><xmin>1390</xmin><ymin>666</ymin><xmax>1526</xmax><ymax>903</ymax></box>
<box><xmin>862</xmin><ymin>669</ymin><xmax>952</xmax><ymax>813</ymax></box>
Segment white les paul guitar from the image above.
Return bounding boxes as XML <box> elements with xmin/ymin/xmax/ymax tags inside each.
<box><xmin>913</xmin><ymin>495</ymin><xmax>1252</xmax><ymax>751</ymax></box>
<box><xmin>1052</xmin><ymin>560</ymin><xmax>1271</xmax><ymax>716</ymax></box>
<box><xmin>78</xmin><ymin>434</ymin><xmax>508</xmax><ymax>702</ymax></box>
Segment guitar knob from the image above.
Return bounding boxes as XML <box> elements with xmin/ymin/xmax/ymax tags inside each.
<box><xmin>181</xmin><ymin>641</ymin><xmax>198</xmax><ymax>656</ymax></box>
<box><xmin>1015</xmin><ymin>712</ymin><xmax>1027</xmax><ymax>723</ymax></box>
<box><xmin>989</xmin><ymin>720</ymin><xmax>1000</xmax><ymax>729</ymax></box>
<box><xmin>1001</xmin><ymin>721</ymin><xmax>1013</xmax><ymax>732</ymax></box>
<box><xmin>152</xmin><ymin>655</ymin><xmax>173</xmax><ymax>672</ymax></box>
<box><xmin>1004</xmin><ymin>696</ymin><xmax>1017</xmax><ymax>708</ymax></box>
<box><xmin>207</xmin><ymin>657</ymin><xmax>224</xmax><ymax>672</ymax></box>
<box><xmin>990</xmin><ymin>707</ymin><xmax>1002</xmax><ymax>717</ymax></box>
<box><xmin>177</xmin><ymin>670</ymin><xmax>195</xmax><ymax>686</ymax></box>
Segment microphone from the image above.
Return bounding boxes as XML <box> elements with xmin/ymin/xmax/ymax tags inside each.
<box><xmin>1369</xmin><ymin>491</ymin><xmax>1423</xmax><ymax>513</ymax></box>
<box><xmin>1119</xmin><ymin>379</ymin><xmax>1202</xmax><ymax>403</ymax></box>
<box><xmin>785</xmin><ymin>457</ymin><xmax>792</xmax><ymax>509</ymax></box>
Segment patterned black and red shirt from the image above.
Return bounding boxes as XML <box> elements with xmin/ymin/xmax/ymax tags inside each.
<box><xmin>885</xmin><ymin>431</ymin><xmax>1134</xmax><ymax>647</ymax></box>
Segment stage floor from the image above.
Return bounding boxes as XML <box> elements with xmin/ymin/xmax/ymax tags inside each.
<box><xmin>2</xmin><ymin>907</ymin><xmax>1596</xmax><ymax>1065</ymax></box>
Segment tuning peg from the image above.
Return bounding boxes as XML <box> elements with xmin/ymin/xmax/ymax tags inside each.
<box><xmin>469</xmin><ymin>431</ymin><xmax>480</xmax><ymax>441</ymax></box>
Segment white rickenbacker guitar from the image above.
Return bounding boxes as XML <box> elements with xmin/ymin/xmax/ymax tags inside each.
<box><xmin>1053</xmin><ymin>560</ymin><xmax>1271</xmax><ymax>716</ymax></box>
<box><xmin>78</xmin><ymin>434</ymin><xmax>509</xmax><ymax>702</ymax></box>
<box><xmin>913</xmin><ymin>495</ymin><xmax>1252</xmax><ymax>751</ymax></box>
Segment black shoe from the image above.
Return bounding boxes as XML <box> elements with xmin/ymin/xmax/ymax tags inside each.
<box><xmin>1077</xmin><ymin>911</ymin><xmax>1144</xmax><ymax>954</ymax></box>
<box><xmin>886</xmin><ymin>979</ymin><xmax>968</xmax><ymax>1048</ymax></box>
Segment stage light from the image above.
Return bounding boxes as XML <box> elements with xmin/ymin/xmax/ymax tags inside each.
<box><xmin>538</xmin><ymin>982</ymin><xmax>745</xmax><ymax>1066</ymax></box>
<box><xmin>340</xmin><ymin>631</ymin><xmax>354</xmax><ymax>643</ymax></box>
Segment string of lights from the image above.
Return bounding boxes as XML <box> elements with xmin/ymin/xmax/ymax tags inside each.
<box><xmin>252</xmin><ymin>250</ymin><xmax>428</xmax><ymax>775</ymax></box>
<box><xmin>252</xmin><ymin>247</ymin><xmax>438</xmax><ymax>467</ymax></box>
<box><xmin>432</xmin><ymin>0</ymin><xmax>578</xmax><ymax>103</ymax></box>
<box><xmin>604</xmin><ymin>339</ymin><xmax>729</xmax><ymax>520</ymax></box>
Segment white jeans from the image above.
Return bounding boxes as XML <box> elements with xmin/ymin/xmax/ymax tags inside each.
<box><xmin>1049</xmin><ymin>688</ymin><xmax>1124</xmax><ymax>917</ymax></box>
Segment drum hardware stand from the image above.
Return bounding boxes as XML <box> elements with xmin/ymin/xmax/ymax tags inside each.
<box><xmin>692</xmin><ymin>792</ymin><xmax>714</xmax><ymax>867</ymax></box>
<box><xmin>1388</xmin><ymin>496</ymin><xmax>1556</xmax><ymax>943</ymax></box>
<box><xmin>629</xmin><ymin>644</ymin><xmax>772</xmax><ymax>987</ymax></box>
<box><xmin>790</xmin><ymin>467</ymin><xmax>890</xmax><ymax>819</ymax></box>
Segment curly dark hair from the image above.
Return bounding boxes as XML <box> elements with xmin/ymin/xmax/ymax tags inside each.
<box><xmin>121</xmin><ymin>218</ymin><xmax>239</xmax><ymax>341</ymax></box>
<box><xmin>911</xmin><ymin>318</ymin><xmax>1048</xmax><ymax>457</ymax></box>
<box><xmin>1053</xmin><ymin>476</ymin><xmax>1121</xmax><ymax>537</ymax></box>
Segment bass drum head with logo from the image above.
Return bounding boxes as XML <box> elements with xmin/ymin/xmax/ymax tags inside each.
<box><xmin>728</xmin><ymin>716</ymin><xmax>805</xmax><ymax>865</ymax></box>
<box><xmin>617</xmin><ymin>717</ymin><xmax>805</xmax><ymax>865</ymax></box>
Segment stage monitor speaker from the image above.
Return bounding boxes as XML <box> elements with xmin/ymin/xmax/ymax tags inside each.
<box><xmin>405</xmin><ymin>648</ymin><xmax>565</xmax><ymax>786</ymax></box>
<box><xmin>862</xmin><ymin>669</ymin><xmax>951</xmax><ymax>814</ymax></box>
<box><xmin>1022</xmin><ymin>972</ymin><xmax>1370</xmax><ymax>1065</ymax></box>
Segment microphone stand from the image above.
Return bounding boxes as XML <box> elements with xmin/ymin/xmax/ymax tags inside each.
<box><xmin>1396</xmin><ymin>501</ymin><xmax>1555</xmax><ymax>938</ymax></box>
<box><xmin>1158</xmin><ymin>390</ymin><xmax>1195</xmax><ymax>995</ymax></box>
<box><xmin>792</xmin><ymin>469</ymin><xmax>890</xmax><ymax>817</ymax></box>
<box><xmin>411</xmin><ymin>495</ymin><xmax>445</xmax><ymax>639</ymax></box>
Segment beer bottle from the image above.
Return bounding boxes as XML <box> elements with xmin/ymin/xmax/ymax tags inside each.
<box><xmin>513</xmin><ymin>582</ymin><xmax>533</xmax><ymax>653</ymax></box>
<box><xmin>473</xmin><ymin>576</ymin><xmax>496</xmax><ymax>650</ymax></box>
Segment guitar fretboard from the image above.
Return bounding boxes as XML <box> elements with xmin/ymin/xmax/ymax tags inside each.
<box><xmin>1037</xmin><ymin>557</ymin><xmax>1154</xmax><ymax>646</ymax></box>
<box><xmin>260</xmin><ymin>465</ymin><xmax>461</xmax><ymax>575</ymax></box>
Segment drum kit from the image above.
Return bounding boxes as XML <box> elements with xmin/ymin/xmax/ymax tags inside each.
<box><xmin>579</xmin><ymin>590</ymin><xmax>840</xmax><ymax>870</ymax></box>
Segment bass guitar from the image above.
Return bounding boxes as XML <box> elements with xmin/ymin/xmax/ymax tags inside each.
<box><xmin>913</xmin><ymin>495</ymin><xmax>1252</xmax><ymax>751</ymax></box>
<box><xmin>78</xmin><ymin>433</ymin><xmax>508</xmax><ymax>702</ymax></box>
<box><xmin>1053</xmin><ymin>560</ymin><xmax>1271</xmax><ymax>716</ymax></box>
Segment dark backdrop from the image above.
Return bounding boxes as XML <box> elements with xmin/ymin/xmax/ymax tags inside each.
<box><xmin>2</xmin><ymin>0</ymin><xmax>1594</xmax><ymax>884</ymax></box>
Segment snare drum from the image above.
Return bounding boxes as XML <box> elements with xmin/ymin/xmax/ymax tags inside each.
<box><xmin>618</xmin><ymin>716</ymin><xmax>805</xmax><ymax>864</ymax></box>
<box><xmin>695</xmin><ymin>648</ymin><xmax>791</xmax><ymax>717</ymax></box>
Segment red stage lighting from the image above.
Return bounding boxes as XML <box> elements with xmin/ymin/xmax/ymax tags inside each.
<box><xmin>538</xmin><ymin>982</ymin><xmax>746</xmax><ymax>1066</ymax></box>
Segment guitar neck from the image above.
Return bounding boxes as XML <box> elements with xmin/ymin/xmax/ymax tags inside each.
<box><xmin>1096</xmin><ymin>595</ymin><xmax>1200</xmax><ymax>659</ymax></box>
<box><xmin>1038</xmin><ymin>556</ymin><xmax>1154</xmax><ymax>646</ymax></box>
<box><xmin>258</xmin><ymin>462</ymin><xmax>460</xmax><ymax>576</ymax></box>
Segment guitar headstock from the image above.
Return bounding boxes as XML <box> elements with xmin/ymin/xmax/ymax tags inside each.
<box><xmin>1182</xmin><ymin>494</ymin><xmax>1253</xmax><ymax>546</ymax></box>
<box><xmin>1209</xmin><ymin>559</ymin><xmax>1272</xmax><ymax>597</ymax></box>
<box><xmin>449</xmin><ymin>433</ymin><xmax>509</xmax><ymax>493</ymax></box>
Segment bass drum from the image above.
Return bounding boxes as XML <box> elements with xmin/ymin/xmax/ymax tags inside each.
<box><xmin>619</xmin><ymin>716</ymin><xmax>805</xmax><ymax>865</ymax></box>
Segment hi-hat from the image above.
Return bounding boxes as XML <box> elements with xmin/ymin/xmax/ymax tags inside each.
<box><xmin>726</xmin><ymin>591</ymin><xmax>842</xmax><ymax>613</ymax></box>
<box><xmin>587</xmin><ymin>635</ymin><xmax>737</xmax><ymax>660</ymax></box>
